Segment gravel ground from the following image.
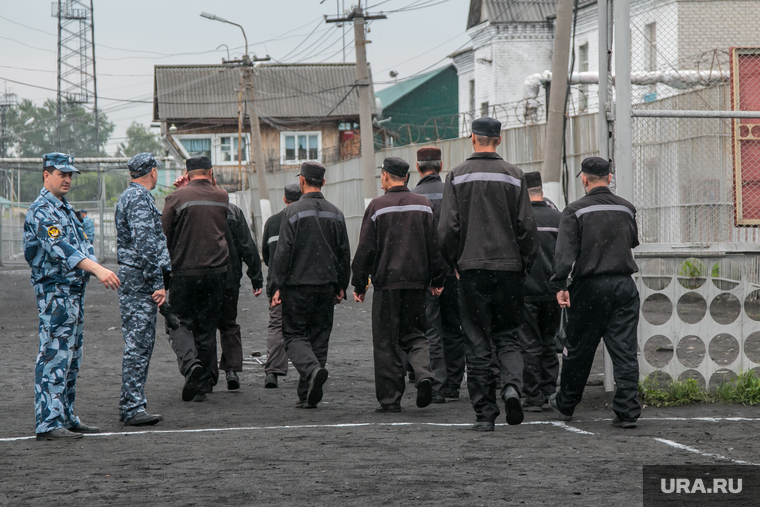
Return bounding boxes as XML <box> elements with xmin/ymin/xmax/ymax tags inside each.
<box><xmin>1</xmin><ymin>263</ymin><xmax>759</xmax><ymax>506</ymax></box>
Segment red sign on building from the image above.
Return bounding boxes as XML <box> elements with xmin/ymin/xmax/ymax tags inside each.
<box><xmin>732</xmin><ymin>47</ymin><xmax>760</xmax><ymax>226</ymax></box>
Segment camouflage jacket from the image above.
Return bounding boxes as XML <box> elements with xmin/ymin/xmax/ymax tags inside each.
<box><xmin>23</xmin><ymin>188</ymin><xmax>96</xmax><ymax>296</ymax></box>
<box><xmin>115</xmin><ymin>182</ymin><xmax>171</xmax><ymax>293</ymax></box>
<box><xmin>82</xmin><ymin>216</ymin><xmax>95</xmax><ymax>244</ymax></box>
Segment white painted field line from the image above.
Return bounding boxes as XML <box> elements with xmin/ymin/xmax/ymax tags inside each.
<box><xmin>588</xmin><ymin>416</ymin><xmax>760</xmax><ymax>423</ymax></box>
<box><xmin>0</xmin><ymin>420</ymin><xmax>594</xmax><ymax>443</ymax></box>
<box><xmin>653</xmin><ymin>437</ymin><xmax>760</xmax><ymax>466</ymax></box>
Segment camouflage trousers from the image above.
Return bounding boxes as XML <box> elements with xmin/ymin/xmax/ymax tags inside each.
<box><xmin>118</xmin><ymin>289</ymin><xmax>157</xmax><ymax>421</ymax></box>
<box><xmin>34</xmin><ymin>290</ymin><xmax>85</xmax><ymax>434</ymax></box>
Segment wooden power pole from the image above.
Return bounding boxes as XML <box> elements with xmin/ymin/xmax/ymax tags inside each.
<box><xmin>242</xmin><ymin>54</ymin><xmax>272</xmax><ymax>224</ymax></box>
<box><xmin>326</xmin><ymin>6</ymin><xmax>386</xmax><ymax>207</ymax></box>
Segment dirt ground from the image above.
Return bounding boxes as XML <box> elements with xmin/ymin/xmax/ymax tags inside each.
<box><xmin>1</xmin><ymin>263</ymin><xmax>759</xmax><ymax>506</ymax></box>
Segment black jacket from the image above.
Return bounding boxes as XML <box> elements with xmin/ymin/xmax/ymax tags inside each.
<box><xmin>412</xmin><ymin>173</ymin><xmax>444</xmax><ymax>223</ymax></box>
<box><xmin>352</xmin><ymin>186</ymin><xmax>445</xmax><ymax>293</ymax></box>
<box><xmin>551</xmin><ymin>186</ymin><xmax>640</xmax><ymax>289</ymax></box>
<box><xmin>271</xmin><ymin>192</ymin><xmax>351</xmax><ymax>292</ymax></box>
<box><xmin>438</xmin><ymin>152</ymin><xmax>537</xmax><ymax>272</ymax></box>
<box><xmin>413</xmin><ymin>172</ymin><xmax>454</xmax><ymax>277</ymax></box>
<box><xmin>262</xmin><ymin>208</ymin><xmax>285</xmax><ymax>297</ymax></box>
<box><xmin>224</xmin><ymin>203</ymin><xmax>263</xmax><ymax>289</ymax></box>
<box><xmin>525</xmin><ymin>200</ymin><xmax>561</xmax><ymax>300</ymax></box>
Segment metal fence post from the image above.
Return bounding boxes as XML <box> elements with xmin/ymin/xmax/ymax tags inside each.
<box><xmin>614</xmin><ymin>0</ymin><xmax>633</xmax><ymax>203</ymax></box>
<box><xmin>98</xmin><ymin>195</ymin><xmax>104</xmax><ymax>262</ymax></box>
<box><xmin>0</xmin><ymin>204</ymin><xmax>4</xmax><ymax>266</ymax></box>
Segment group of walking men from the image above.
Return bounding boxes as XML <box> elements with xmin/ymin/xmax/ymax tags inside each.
<box><xmin>24</xmin><ymin>116</ymin><xmax>642</xmax><ymax>439</ymax></box>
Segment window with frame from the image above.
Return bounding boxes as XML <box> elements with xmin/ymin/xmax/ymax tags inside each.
<box><xmin>480</xmin><ymin>101</ymin><xmax>489</xmax><ymax>118</ymax></box>
<box><xmin>281</xmin><ymin>132</ymin><xmax>321</xmax><ymax>164</ymax></box>
<box><xmin>175</xmin><ymin>134</ymin><xmax>250</xmax><ymax>165</ymax></box>
<box><xmin>579</xmin><ymin>43</ymin><xmax>589</xmax><ymax>113</ymax></box>
<box><xmin>469</xmin><ymin>80</ymin><xmax>476</xmax><ymax>116</ymax></box>
<box><xmin>220</xmin><ymin>136</ymin><xmax>248</xmax><ymax>163</ymax></box>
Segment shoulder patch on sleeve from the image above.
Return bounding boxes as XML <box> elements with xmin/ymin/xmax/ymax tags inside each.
<box><xmin>47</xmin><ymin>226</ymin><xmax>61</xmax><ymax>238</ymax></box>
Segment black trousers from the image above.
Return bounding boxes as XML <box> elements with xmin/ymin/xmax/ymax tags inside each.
<box><xmin>372</xmin><ymin>288</ymin><xmax>434</xmax><ymax>408</ymax></box>
<box><xmin>210</xmin><ymin>286</ymin><xmax>243</xmax><ymax>384</ymax></box>
<box><xmin>168</xmin><ymin>273</ymin><xmax>226</xmax><ymax>394</ymax></box>
<box><xmin>458</xmin><ymin>270</ymin><xmax>525</xmax><ymax>423</ymax></box>
<box><xmin>518</xmin><ymin>299</ymin><xmax>561</xmax><ymax>406</ymax></box>
<box><xmin>281</xmin><ymin>285</ymin><xmax>335</xmax><ymax>401</ymax></box>
<box><xmin>425</xmin><ymin>275</ymin><xmax>466</xmax><ymax>393</ymax></box>
<box><xmin>555</xmin><ymin>275</ymin><xmax>642</xmax><ymax>421</ymax></box>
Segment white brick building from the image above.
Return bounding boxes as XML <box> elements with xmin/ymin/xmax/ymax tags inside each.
<box><xmin>452</xmin><ymin>0</ymin><xmax>760</xmax><ymax>129</ymax></box>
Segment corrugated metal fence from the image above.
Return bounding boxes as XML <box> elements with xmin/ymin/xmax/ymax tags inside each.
<box><xmin>247</xmin><ymin>115</ymin><xmax>600</xmax><ymax>252</ymax></box>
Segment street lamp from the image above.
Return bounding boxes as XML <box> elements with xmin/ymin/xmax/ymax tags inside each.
<box><xmin>200</xmin><ymin>11</ymin><xmax>248</xmax><ymax>59</ymax></box>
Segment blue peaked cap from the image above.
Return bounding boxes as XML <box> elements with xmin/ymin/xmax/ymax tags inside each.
<box><xmin>42</xmin><ymin>152</ymin><xmax>79</xmax><ymax>173</ymax></box>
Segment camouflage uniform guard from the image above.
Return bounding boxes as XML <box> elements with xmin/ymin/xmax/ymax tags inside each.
<box><xmin>23</xmin><ymin>152</ymin><xmax>117</xmax><ymax>440</ymax></box>
<box><xmin>115</xmin><ymin>153</ymin><xmax>171</xmax><ymax>425</ymax></box>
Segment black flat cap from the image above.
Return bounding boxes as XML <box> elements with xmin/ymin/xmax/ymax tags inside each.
<box><xmin>379</xmin><ymin>157</ymin><xmax>409</xmax><ymax>177</ymax></box>
<box><xmin>471</xmin><ymin>117</ymin><xmax>501</xmax><ymax>137</ymax></box>
<box><xmin>524</xmin><ymin>171</ymin><xmax>542</xmax><ymax>189</ymax></box>
<box><xmin>417</xmin><ymin>147</ymin><xmax>441</xmax><ymax>161</ymax></box>
<box><xmin>284</xmin><ymin>183</ymin><xmax>302</xmax><ymax>202</ymax></box>
<box><xmin>578</xmin><ymin>157</ymin><xmax>610</xmax><ymax>177</ymax></box>
<box><xmin>299</xmin><ymin>161</ymin><xmax>325</xmax><ymax>180</ymax></box>
<box><xmin>186</xmin><ymin>156</ymin><xmax>212</xmax><ymax>171</ymax></box>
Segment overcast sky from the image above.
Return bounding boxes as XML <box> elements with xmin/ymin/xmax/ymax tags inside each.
<box><xmin>0</xmin><ymin>0</ymin><xmax>471</xmax><ymax>155</ymax></box>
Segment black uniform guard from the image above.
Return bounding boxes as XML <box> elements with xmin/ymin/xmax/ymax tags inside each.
<box><xmin>519</xmin><ymin>172</ymin><xmax>561</xmax><ymax>411</ymax></box>
<box><xmin>162</xmin><ymin>156</ymin><xmax>229</xmax><ymax>402</ymax></box>
<box><xmin>352</xmin><ymin>156</ymin><xmax>445</xmax><ymax>412</ymax></box>
<box><xmin>412</xmin><ymin>147</ymin><xmax>466</xmax><ymax>403</ymax></box>
<box><xmin>212</xmin><ymin>202</ymin><xmax>263</xmax><ymax>391</ymax></box>
<box><xmin>261</xmin><ymin>183</ymin><xmax>302</xmax><ymax>388</ymax></box>
<box><xmin>271</xmin><ymin>162</ymin><xmax>351</xmax><ymax>408</ymax></box>
<box><xmin>439</xmin><ymin>117</ymin><xmax>538</xmax><ymax>431</ymax></box>
<box><xmin>549</xmin><ymin>157</ymin><xmax>642</xmax><ymax>428</ymax></box>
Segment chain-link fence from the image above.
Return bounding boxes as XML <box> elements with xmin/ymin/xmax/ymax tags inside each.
<box><xmin>1</xmin><ymin>201</ymin><xmax>116</xmax><ymax>265</ymax></box>
<box><xmin>629</xmin><ymin>0</ymin><xmax>760</xmax><ymax>246</ymax></box>
<box><xmin>626</xmin><ymin>0</ymin><xmax>760</xmax><ymax>387</ymax></box>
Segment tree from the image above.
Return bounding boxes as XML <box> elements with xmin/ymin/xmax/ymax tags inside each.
<box><xmin>6</xmin><ymin>98</ymin><xmax>114</xmax><ymax>157</ymax></box>
<box><xmin>115</xmin><ymin>121</ymin><xmax>164</xmax><ymax>158</ymax></box>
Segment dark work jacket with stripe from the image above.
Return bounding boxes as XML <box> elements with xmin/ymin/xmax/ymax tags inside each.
<box><xmin>525</xmin><ymin>200</ymin><xmax>561</xmax><ymax>301</ymax></box>
<box><xmin>262</xmin><ymin>208</ymin><xmax>285</xmax><ymax>297</ymax></box>
<box><xmin>271</xmin><ymin>192</ymin><xmax>351</xmax><ymax>293</ymax></box>
<box><xmin>413</xmin><ymin>172</ymin><xmax>454</xmax><ymax>277</ymax></box>
<box><xmin>162</xmin><ymin>179</ymin><xmax>229</xmax><ymax>277</ymax></box>
<box><xmin>438</xmin><ymin>151</ymin><xmax>537</xmax><ymax>272</ymax></box>
<box><xmin>550</xmin><ymin>186</ymin><xmax>640</xmax><ymax>290</ymax></box>
<box><xmin>224</xmin><ymin>203</ymin><xmax>262</xmax><ymax>290</ymax></box>
<box><xmin>352</xmin><ymin>185</ymin><xmax>446</xmax><ymax>293</ymax></box>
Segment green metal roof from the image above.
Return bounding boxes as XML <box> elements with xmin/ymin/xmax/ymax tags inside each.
<box><xmin>376</xmin><ymin>65</ymin><xmax>454</xmax><ymax>109</ymax></box>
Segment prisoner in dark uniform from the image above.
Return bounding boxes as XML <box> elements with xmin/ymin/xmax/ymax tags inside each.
<box><xmin>519</xmin><ymin>171</ymin><xmax>561</xmax><ymax>412</ymax></box>
<box><xmin>162</xmin><ymin>156</ymin><xmax>229</xmax><ymax>402</ymax></box>
<box><xmin>548</xmin><ymin>157</ymin><xmax>642</xmax><ymax>428</ymax></box>
<box><xmin>412</xmin><ymin>147</ymin><xmax>466</xmax><ymax>404</ymax></box>
<box><xmin>211</xmin><ymin>202</ymin><xmax>263</xmax><ymax>391</ymax></box>
<box><xmin>439</xmin><ymin>117</ymin><xmax>538</xmax><ymax>432</ymax></box>
<box><xmin>352</xmin><ymin>157</ymin><xmax>445</xmax><ymax>412</ymax></box>
<box><xmin>261</xmin><ymin>183</ymin><xmax>301</xmax><ymax>389</ymax></box>
<box><xmin>270</xmin><ymin>162</ymin><xmax>351</xmax><ymax>408</ymax></box>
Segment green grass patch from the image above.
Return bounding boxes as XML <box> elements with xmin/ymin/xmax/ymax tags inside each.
<box><xmin>639</xmin><ymin>374</ymin><xmax>707</xmax><ymax>407</ymax></box>
<box><xmin>639</xmin><ymin>370</ymin><xmax>760</xmax><ymax>407</ymax></box>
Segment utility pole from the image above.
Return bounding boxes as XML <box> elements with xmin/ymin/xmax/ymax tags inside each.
<box><xmin>0</xmin><ymin>92</ymin><xmax>17</xmax><ymax>158</ymax></box>
<box><xmin>201</xmin><ymin>11</ymin><xmax>272</xmax><ymax>227</ymax></box>
<box><xmin>326</xmin><ymin>6</ymin><xmax>386</xmax><ymax>207</ymax></box>
<box><xmin>614</xmin><ymin>0</ymin><xmax>633</xmax><ymax>202</ymax></box>
<box><xmin>242</xmin><ymin>54</ymin><xmax>272</xmax><ymax>225</ymax></box>
<box><xmin>542</xmin><ymin>0</ymin><xmax>575</xmax><ymax>209</ymax></box>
